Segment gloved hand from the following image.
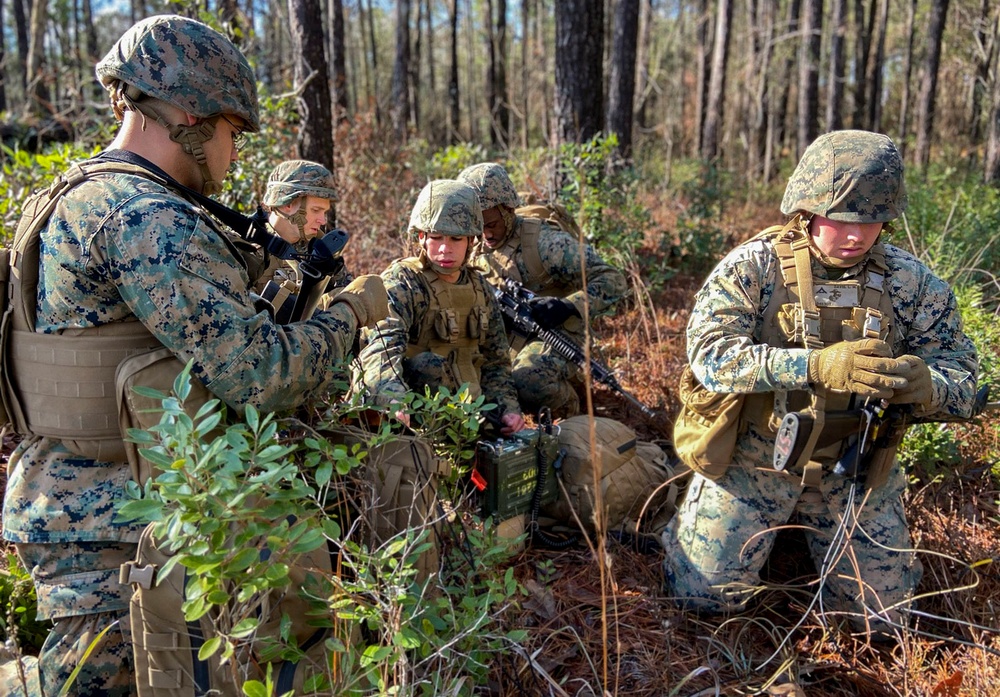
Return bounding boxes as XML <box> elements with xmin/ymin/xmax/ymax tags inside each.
<box><xmin>332</xmin><ymin>274</ymin><xmax>389</xmax><ymax>328</ymax></box>
<box><xmin>528</xmin><ymin>296</ymin><xmax>579</xmax><ymax>329</ymax></box>
<box><xmin>887</xmin><ymin>355</ymin><xmax>934</xmax><ymax>407</ymax></box>
<box><xmin>808</xmin><ymin>338</ymin><xmax>907</xmax><ymax>399</ymax></box>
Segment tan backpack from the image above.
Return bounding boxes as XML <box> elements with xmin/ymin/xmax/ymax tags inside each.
<box><xmin>515</xmin><ymin>192</ymin><xmax>582</xmax><ymax>236</ymax></box>
<box><xmin>542</xmin><ymin>416</ymin><xmax>676</xmax><ymax>536</ymax></box>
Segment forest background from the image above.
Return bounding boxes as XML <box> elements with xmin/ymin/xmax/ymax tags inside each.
<box><xmin>2</xmin><ymin>0</ymin><xmax>1000</xmax><ymax>695</ymax></box>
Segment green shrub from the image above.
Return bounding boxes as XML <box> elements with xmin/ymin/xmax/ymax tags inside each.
<box><xmin>0</xmin><ymin>554</ymin><xmax>52</xmax><ymax>653</ymax></box>
<box><xmin>117</xmin><ymin>365</ymin><xmax>526</xmax><ymax>695</ymax></box>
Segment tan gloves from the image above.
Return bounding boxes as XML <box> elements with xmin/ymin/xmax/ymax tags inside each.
<box><xmin>332</xmin><ymin>274</ymin><xmax>389</xmax><ymax>328</ymax></box>
<box><xmin>808</xmin><ymin>339</ymin><xmax>907</xmax><ymax>399</ymax></box>
<box><xmin>887</xmin><ymin>355</ymin><xmax>934</xmax><ymax>407</ymax></box>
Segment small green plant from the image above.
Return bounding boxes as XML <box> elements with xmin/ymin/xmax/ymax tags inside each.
<box><xmin>0</xmin><ymin>553</ymin><xmax>52</xmax><ymax>653</ymax></box>
<box><xmin>429</xmin><ymin>142</ymin><xmax>490</xmax><ymax>179</ymax></box>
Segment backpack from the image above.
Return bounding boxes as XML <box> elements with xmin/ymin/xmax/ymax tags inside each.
<box><xmin>542</xmin><ymin>416</ymin><xmax>676</xmax><ymax>536</ymax></box>
<box><xmin>516</xmin><ymin>192</ymin><xmax>582</xmax><ymax>237</ymax></box>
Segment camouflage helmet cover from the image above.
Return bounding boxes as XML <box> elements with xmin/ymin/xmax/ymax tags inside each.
<box><xmin>263</xmin><ymin>160</ymin><xmax>338</xmax><ymax>208</ymax></box>
<box><xmin>457</xmin><ymin>162</ymin><xmax>521</xmax><ymax>211</ymax></box>
<box><xmin>780</xmin><ymin>130</ymin><xmax>906</xmax><ymax>223</ymax></box>
<box><xmin>95</xmin><ymin>14</ymin><xmax>260</xmax><ymax>132</ymax></box>
<box><xmin>408</xmin><ymin>180</ymin><xmax>483</xmax><ymax>238</ymax></box>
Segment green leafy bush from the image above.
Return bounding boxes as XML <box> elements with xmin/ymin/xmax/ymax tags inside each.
<box><xmin>0</xmin><ymin>554</ymin><xmax>52</xmax><ymax>653</ymax></box>
<box><xmin>118</xmin><ymin>366</ymin><xmax>526</xmax><ymax>695</ymax></box>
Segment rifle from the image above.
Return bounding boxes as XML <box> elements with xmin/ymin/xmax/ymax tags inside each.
<box><xmin>492</xmin><ymin>277</ymin><xmax>659</xmax><ymax>419</ymax></box>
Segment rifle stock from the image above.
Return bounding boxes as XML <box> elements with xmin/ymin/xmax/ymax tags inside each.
<box><xmin>493</xmin><ymin>279</ymin><xmax>658</xmax><ymax>419</ymax></box>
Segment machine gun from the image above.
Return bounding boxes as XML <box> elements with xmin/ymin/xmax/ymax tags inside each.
<box><xmin>492</xmin><ymin>278</ymin><xmax>659</xmax><ymax>419</ymax></box>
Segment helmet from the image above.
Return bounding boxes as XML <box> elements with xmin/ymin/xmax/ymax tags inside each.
<box><xmin>408</xmin><ymin>180</ymin><xmax>483</xmax><ymax>238</ymax></box>
<box><xmin>457</xmin><ymin>162</ymin><xmax>520</xmax><ymax>211</ymax></box>
<box><xmin>96</xmin><ymin>14</ymin><xmax>259</xmax><ymax>132</ymax></box>
<box><xmin>263</xmin><ymin>160</ymin><xmax>338</xmax><ymax>208</ymax></box>
<box><xmin>780</xmin><ymin>130</ymin><xmax>906</xmax><ymax>223</ymax></box>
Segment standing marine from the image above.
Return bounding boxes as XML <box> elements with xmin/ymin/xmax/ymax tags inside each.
<box><xmin>457</xmin><ymin>162</ymin><xmax>627</xmax><ymax>419</ymax></box>
<box><xmin>662</xmin><ymin>130</ymin><xmax>978</xmax><ymax>637</ymax></box>
<box><xmin>0</xmin><ymin>15</ymin><xmax>386</xmax><ymax>696</ymax></box>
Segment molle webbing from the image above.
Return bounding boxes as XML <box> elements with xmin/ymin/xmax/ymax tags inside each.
<box><xmin>11</xmin><ymin>322</ymin><xmax>161</xmax><ymax>441</ymax></box>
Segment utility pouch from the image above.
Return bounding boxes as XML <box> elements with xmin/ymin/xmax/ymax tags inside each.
<box><xmin>673</xmin><ymin>366</ymin><xmax>745</xmax><ymax>479</ymax></box>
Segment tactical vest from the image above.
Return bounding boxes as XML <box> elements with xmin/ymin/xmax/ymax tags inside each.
<box><xmin>398</xmin><ymin>258</ymin><xmax>491</xmax><ymax>398</ymax></box>
<box><xmin>744</xmin><ymin>216</ymin><xmax>895</xmax><ymax>468</ymax></box>
<box><xmin>0</xmin><ymin>161</ymin><xmax>172</xmax><ymax>462</ymax></box>
<box><xmin>479</xmin><ymin>218</ymin><xmax>576</xmax><ymax>300</ymax></box>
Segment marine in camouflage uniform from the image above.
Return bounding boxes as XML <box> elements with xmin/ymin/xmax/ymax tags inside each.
<box><xmin>255</xmin><ymin>160</ymin><xmax>355</xmax><ymax>323</ymax></box>
<box><xmin>359</xmin><ymin>180</ymin><xmax>525</xmax><ymax>435</ymax></box>
<box><xmin>661</xmin><ymin>130</ymin><xmax>978</xmax><ymax>636</ymax></box>
<box><xmin>0</xmin><ymin>16</ymin><xmax>387</xmax><ymax>696</ymax></box>
<box><xmin>458</xmin><ymin>163</ymin><xmax>627</xmax><ymax>419</ymax></box>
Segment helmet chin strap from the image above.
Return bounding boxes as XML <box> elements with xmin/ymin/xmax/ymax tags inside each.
<box><xmin>270</xmin><ymin>207</ymin><xmax>309</xmax><ymax>243</ymax></box>
<box><xmin>125</xmin><ymin>95</ymin><xmax>222</xmax><ymax>195</ymax></box>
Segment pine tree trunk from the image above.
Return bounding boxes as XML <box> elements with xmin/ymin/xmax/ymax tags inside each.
<box><xmin>332</xmin><ymin>0</ymin><xmax>349</xmax><ymax>121</ymax></box>
<box><xmin>701</xmin><ymin>0</ymin><xmax>732</xmax><ymax>161</ymax></box>
<box><xmin>826</xmin><ymin>0</ymin><xmax>847</xmax><ymax>131</ymax></box>
<box><xmin>607</xmin><ymin>0</ymin><xmax>640</xmax><ymax>160</ymax></box>
<box><xmin>796</xmin><ymin>0</ymin><xmax>822</xmax><ymax>158</ymax></box>
<box><xmin>915</xmin><ymin>0</ymin><xmax>951</xmax><ymax>169</ymax></box>
<box><xmin>390</xmin><ymin>0</ymin><xmax>412</xmax><ymax>141</ymax></box>
<box><xmin>554</xmin><ymin>0</ymin><xmax>604</xmax><ymax>144</ymax></box>
<box><xmin>288</xmin><ymin>0</ymin><xmax>335</xmax><ymax>165</ymax></box>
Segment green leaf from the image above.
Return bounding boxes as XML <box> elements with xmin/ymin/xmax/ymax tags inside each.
<box><xmin>197</xmin><ymin>636</ymin><xmax>222</xmax><ymax>661</ymax></box>
<box><xmin>231</xmin><ymin>618</ymin><xmax>259</xmax><ymax>638</ymax></box>
<box><xmin>115</xmin><ymin>499</ymin><xmax>164</xmax><ymax>523</ymax></box>
<box><xmin>242</xmin><ymin>680</ymin><xmax>269</xmax><ymax>697</ymax></box>
<box><xmin>228</xmin><ymin>547</ymin><xmax>260</xmax><ymax>572</ymax></box>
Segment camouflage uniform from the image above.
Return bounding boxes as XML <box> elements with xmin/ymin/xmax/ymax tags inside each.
<box><xmin>459</xmin><ymin>163</ymin><xmax>627</xmax><ymax>419</ymax></box>
<box><xmin>359</xmin><ymin>180</ymin><xmax>520</xmax><ymax>417</ymax></box>
<box><xmin>1</xmin><ymin>17</ymin><xmax>369</xmax><ymax>697</ymax></box>
<box><xmin>255</xmin><ymin>161</ymin><xmax>353</xmax><ymax>321</ymax></box>
<box><xmin>662</xmin><ymin>131</ymin><xmax>978</xmax><ymax>634</ymax></box>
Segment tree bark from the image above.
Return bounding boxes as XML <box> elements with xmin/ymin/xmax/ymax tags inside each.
<box><xmin>412</xmin><ymin>0</ymin><xmax>422</xmax><ymax>130</ymax></box>
<box><xmin>494</xmin><ymin>0</ymin><xmax>509</xmax><ymax>149</ymax></box>
<box><xmin>746</xmin><ymin>0</ymin><xmax>774</xmax><ymax>179</ymax></box>
<box><xmin>985</xmin><ymin>48</ymin><xmax>1000</xmax><ymax>182</ymax></box>
<box><xmin>607</xmin><ymin>0</ymin><xmax>640</xmax><ymax>161</ymax></box>
<box><xmin>13</xmin><ymin>0</ymin><xmax>29</xmax><ymax>91</ymax></box>
<box><xmin>852</xmin><ymin>0</ymin><xmax>872</xmax><ymax>128</ymax></box>
<box><xmin>969</xmin><ymin>0</ymin><xmax>995</xmax><ymax>143</ymax></box>
<box><xmin>332</xmin><ymin>0</ymin><xmax>349</xmax><ymax>122</ymax></box>
<box><xmin>26</xmin><ymin>0</ymin><xmax>49</xmax><ymax>117</ymax></box>
<box><xmin>826</xmin><ymin>0</ymin><xmax>847</xmax><ymax>131</ymax></box>
<box><xmin>449</xmin><ymin>0</ymin><xmax>460</xmax><ymax>143</ymax></box>
<box><xmin>554</xmin><ymin>0</ymin><xmax>604</xmax><ymax>144</ymax></box>
<box><xmin>701</xmin><ymin>0</ymin><xmax>732</xmax><ymax>161</ymax></box>
<box><xmin>864</xmin><ymin>0</ymin><xmax>887</xmax><ymax>131</ymax></box>
<box><xmin>914</xmin><ymin>0</ymin><xmax>951</xmax><ymax>169</ymax></box>
<box><xmin>694</xmin><ymin>0</ymin><xmax>713</xmax><ymax>154</ymax></box>
<box><xmin>367</xmin><ymin>0</ymin><xmax>382</xmax><ymax>126</ymax></box>
<box><xmin>288</xmin><ymin>0</ymin><xmax>335</xmax><ymax>165</ymax></box>
<box><xmin>0</xmin><ymin>0</ymin><xmax>7</xmax><ymax>112</ymax></box>
<box><xmin>634</xmin><ymin>0</ymin><xmax>654</xmax><ymax>129</ymax></box>
<box><xmin>896</xmin><ymin>0</ymin><xmax>917</xmax><ymax>158</ymax></box>
<box><xmin>796</xmin><ymin>0</ymin><xmax>822</xmax><ymax>158</ymax></box>
<box><xmin>390</xmin><ymin>0</ymin><xmax>412</xmax><ymax>141</ymax></box>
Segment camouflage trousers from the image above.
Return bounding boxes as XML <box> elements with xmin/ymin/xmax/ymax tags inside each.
<box><xmin>661</xmin><ymin>460</ymin><xmax>922</xmax><ymax>634</ymax></box>
<box><xmin>12</xmin><ymin>541</ymin><xmax>137</xmax><ymax>697</ymax></box>
<box><xmin>512</xmin><ymin>340</ymin><xmax>580</xmax><ymax>420</ymax></box>
<box><xmin>405</xmin><ymin>350</ymin><xmax>482</xmax><ymax>399</ymax></box>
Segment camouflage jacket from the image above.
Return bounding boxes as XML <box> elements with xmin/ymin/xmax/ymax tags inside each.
<box><xmin>4</xmin><ymin>162</ymin><xmax>360</xmax><ymax>547</ymax></box>
<box><xmin>358</xmin><ymin>258</ymin><xmax>520</xmax><ymax>414</ymax></box>
<box><xmin>686</xmin><ymin>234</ymin><xmax>979</xmax><ymax>422</ymax></box>
<box><xmin>470</xmin><ymin>216</ymin><xmax>627</xmax><ymax>322</ymax></box>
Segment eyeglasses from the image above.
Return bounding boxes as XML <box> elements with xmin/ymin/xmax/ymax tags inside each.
<box><xmin>218</xmin><ymin>113</ymin><xmax>248</xmax><ymax>152</ymax></box>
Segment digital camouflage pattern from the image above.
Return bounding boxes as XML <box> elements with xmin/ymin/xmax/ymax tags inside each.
<box><xmin>262</xmin><ymin>159</ymin><xmax>338</xmax><ymax>208</ymax></box>
<box><xmin>471</xmin><ymin>216</ymin><xmax>627</xmax><ymax>418</ymax></box>
<box><xmin>780</xmin><ymin>130</ymin><xmax>906</xmax><ymax>224</ymax></box>
<box><xmin>2</xmin><ymin>160</ymin><xmax>363</xmax><ymax>695</ymax></box>
<box><xmin>358</xmin><ymin>262</ymin><xmax>520</xmax><ymax>415</ymax></box>
<box><xmin>662</xmin><ymin>225</ymin><xmax>978</xmax><ymax>631</ymax></box>
<box><xmin>408</xmin><ymin>180</ymin><xmax>483</xmax><ymax>238</ymax></box>
<box><xmin>457</xmin><ymin>162</ymin><xmax>521</xmax><ymax>211</ymax></box>
<box><xmin>95</xmin><ymin>14</ymin><xmax>260</xmax><ymax>131</ymax></box>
